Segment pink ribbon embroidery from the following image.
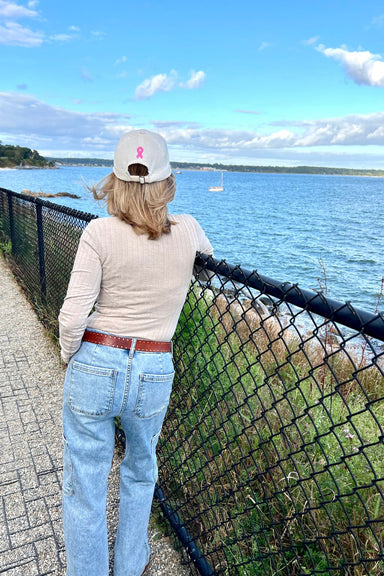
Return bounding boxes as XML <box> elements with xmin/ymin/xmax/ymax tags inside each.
<box><xmin>136</xmin><ymin>146</ymin><xmax>144</xmax><ymax>159</ymax></box>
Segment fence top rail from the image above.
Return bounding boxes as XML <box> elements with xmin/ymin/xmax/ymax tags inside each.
<box><xmin>0</xmin><ymin>187</ymin><xmax>98</xmax><ymax>221</ymax></box>
<box><xmin>196</xmin><ymin>253</ymin><xmax>384</xmax><ymax>342</ymax></box>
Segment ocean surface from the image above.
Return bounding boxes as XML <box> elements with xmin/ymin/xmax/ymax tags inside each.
<box><xmin>1</xmin><ymin>166</ymin><xmax>383</xmax><ymax>313</ymax></box>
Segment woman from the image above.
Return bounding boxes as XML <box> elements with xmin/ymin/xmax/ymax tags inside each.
<box><xmin>59</xmin><ymin>129</ymin><xmax>213</xmax><ymax>576</ymax></box>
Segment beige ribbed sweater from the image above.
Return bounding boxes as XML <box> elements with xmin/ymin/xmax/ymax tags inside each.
<box><xmin>58</xmin><ymin>214</ymin><xmax>213</xmax><ymax>362</ymax></box>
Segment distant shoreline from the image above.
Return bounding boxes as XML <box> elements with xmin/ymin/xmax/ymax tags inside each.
<box><xmin>46</xmin><ymin>158</ymin><xmax>384</xmax><ymax>177</ymax></box>
<box><xmin>0</xmin><ymin>166</ymin><xmax>57</xmax><ymax>171</ymax></box>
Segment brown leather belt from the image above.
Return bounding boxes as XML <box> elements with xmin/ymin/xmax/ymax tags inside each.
<box><xmin>82</xmin><ymin>330</ymin><xmax>172</xmax><ymax>353</ymax></box>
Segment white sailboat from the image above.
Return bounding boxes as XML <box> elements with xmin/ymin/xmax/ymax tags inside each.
<box><xmin>209</xmin><ymin>172</ymin><xmax>224</xmax><ymax>192</ymax></box>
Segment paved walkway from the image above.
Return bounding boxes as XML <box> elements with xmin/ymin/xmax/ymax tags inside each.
<box><xmin>0</xmin><ymin>258</ymin><xmax>190</xmax><ymax>576</ymax></box>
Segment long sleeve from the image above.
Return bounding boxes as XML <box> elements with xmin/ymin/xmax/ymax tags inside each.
<box><xmin>193</xmin><ymin>217</ymin><xmax>214</xmax><ymax>281</ymax></box>
<box><xmin>59</xmin><ymin>229</ymin><xmax>102</xmax><ymax>363</ymax></box>
<box><xmin>195</xmin><ymin>218</ymin><xmax>213</xmax><ymax>255</ymax></box>
<box><xmin>58</xmin><ymin>215</ymin><xmax>213</xmax><ymax>356</ymax></box>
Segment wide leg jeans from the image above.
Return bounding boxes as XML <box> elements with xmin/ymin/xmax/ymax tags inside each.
<box><xmin>62</xmin><ymin>338</ymin><xmax>174</xmax><ymax>576</ymax></box>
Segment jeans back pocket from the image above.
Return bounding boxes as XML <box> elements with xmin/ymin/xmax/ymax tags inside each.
<box><xmin>135</xmin><ymin>372</ymin><xmax>174</xmax><ymax>419</ymax></box>
<box><xmin>67</xmin><ymin>360</ymin><xmax>117</xmax><ymax>416</ymax></box>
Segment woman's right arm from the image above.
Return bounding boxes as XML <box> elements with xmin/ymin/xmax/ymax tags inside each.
<box><xmin>59</xmin><ymin>226</ymin><xmax>102</xmax><ymax>363</ymax></box>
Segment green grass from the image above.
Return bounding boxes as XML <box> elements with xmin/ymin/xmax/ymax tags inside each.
<box><xmin>0</xmin><ymin>239</ymin><xmax>12</xmax><ymax>257</ymax></box>
<box><xmin>158</xmin><ymin>285</ymin><xmax>384</xmax><ymax>576</ymax></box>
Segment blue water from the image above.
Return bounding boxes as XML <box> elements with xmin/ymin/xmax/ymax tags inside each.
<box><xmin>1</xmin><ymin>167</ymin><xmax>383</xmax><ymax>312</ymax></box>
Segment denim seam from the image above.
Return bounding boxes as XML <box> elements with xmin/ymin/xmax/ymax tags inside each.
<box><xmin>151</xmin><ymin>430</ymin><xmax>161</xmax><ymax>483</ymax></box>
<box><xmin>62</xmin><ymin>436</ymin><xmax>73</xmax><ymax>497</ymax></box>
<box><xmin>72</xmin><ymin>361</ymin><xmax>116</xmax><ymax>377</ymax></box>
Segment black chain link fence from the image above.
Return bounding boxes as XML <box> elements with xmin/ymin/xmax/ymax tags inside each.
<box><xmin>158</xmin><ymin>256</ymin><xmax>384</xmax><ymax>576</ymax></box>
<box><xmin>1</xmin><ymin>188</ymin><xmax>383</xmax><ymax>576</ymax></box>
<box><xmin>0</xmin><ymin>188</ymin><xmax>97</xmax><ymax>332</ymax></box>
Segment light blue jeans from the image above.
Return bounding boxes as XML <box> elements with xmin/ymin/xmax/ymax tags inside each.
<box><xmin>62</xmin><ymin>337</ymin><xmax>174</xmax><ymax>576</ymax></box>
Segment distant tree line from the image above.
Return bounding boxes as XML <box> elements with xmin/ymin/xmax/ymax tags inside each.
<box><xmin>48</xmin><ymin>157</ymin><xmax>113</xmax><ymax>167</ymax></box>
<box><xmin>0</xmin><ymin>143</ymin><xmax>54</xmax><ymax>168</ymax></box>
<box><xmin>5</xmin><ymin>147</ymin><xmax>383</xmax><ymax>176</ymax></box>
<box><xmin>49</xmin><ymin>157</ymin><xmax>384</xmax><ymax>177</ymax></box>
<box><xmin>171</xmin><ymin>161</ymin><xmax>384</xmax><ymax>177</ymax></box>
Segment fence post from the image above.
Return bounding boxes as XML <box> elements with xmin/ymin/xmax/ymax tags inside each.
<box><xmin>154</xmin><ymin>485</ymin><xmax>216</xmax><ymax>576</ymax></box>
<box><xmin>7</xmin><ymin>191</ymin><xmax>15</xmax><ymax>252</ymax></box>
<box><xmin>35</xmin><ymin>200</ymin><xmax>47</xmax><ymax>302</ymax></box>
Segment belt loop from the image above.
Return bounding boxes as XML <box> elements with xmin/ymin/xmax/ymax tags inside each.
<box><xmin>129</xmin><ymin>337</ymin><xmax>137</xmax><ymax>358</ymax></box>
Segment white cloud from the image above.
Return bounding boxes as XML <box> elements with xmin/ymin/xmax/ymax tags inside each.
<box><xmin>135</xmin><ymin>71</ymin><xmax>178</xmax><ymax>100</ymax></box>
<box><xmin>164</xmin><ymin>128</ymin><xmax>298</xmax><ymax>151</ymax></box>
<box><xmin>135</xmin><ymin>69</ymin><xmax>206</xmax><ymax>100</ymax></box>
<box><xmin>0</xmin><ymin>92</ymin><xmax>132</xmax><ymax>153</ymax></box>
<box><xmin>0</xmin><ymin>3</ymin><xmax>82</xmax><ymax>46</ymax></box>
<box><xmin>370</xmin><ymin>14</ymin><xmax>384</xmax><ymax>28</ymax></box>
<box><xmin>273</xmin><ymin>113</ymin><xmax>384</xmax><ymax>146</ymax></box>
<box><xmin>49</xmin><ymin>33</ymin><xmax>73</xmax><ymax>42</ymax></box>
<box><xmin>81</xmin><ymin>68</ymin><xmax>94</xmax><ymax>83</ymax></box>
<box><xmin>151</xmin><ymin>120</ymin><xmax>201</xmax><ymax>129</ymax></box>
<box><xmin>181</xmin><ymin>70</ymin><xmax>206</xmax><ymax>90</ymax></box>
<box><xmin>2</xmin><ymin>92</ymin><xmax>384</xmax><ymax>166</ymax></box>
<box><xmin>367</xmin><ymin>126</ymin><xmax>384</xmax><ymax>139</ymax></box>
<box><xmin>90</xmin><ymin>30</ymin><xmax>106</xmax><ymax>39</ymax></box>
<box><xmin>0</xmin><ymin>1</ymin><xmax>42</xmax><ymax>46</ymax></box>
<box><xmin>165</xmin><ymin>113</ymin><xmax>384</xmax><ymax>151</ymax></box>
<box><xmin>0</xmin><ymin>0</ymin><xmax>38</xmax><ymax>19</ymax></box>
<box><xmin>258</xmin><ymin>42</ymin><xmax>270</xmax><ymax>52</ymax></box>
<box><xmin>49</xmin><ymin>26</ymin><xmax>80</xmax><ymax>42</ymax></box>
<box><xmin>115</xmin><ymin>56</ymin><xmax>127</xmax><ymax>65</ymax></box>
<box><xmin>317</xmin><ymin>44</ymin><xmax>384</xmax><ymax>86</ymax></box>
<box><xmin>0</xmin><ymin>21</ymin><xmax>43</xmax><ymax>46</ymax></box>
<box><xmin>304</xmin><ymin>36</ymin><xmax>319</xmax><ymax>46</ymax></box>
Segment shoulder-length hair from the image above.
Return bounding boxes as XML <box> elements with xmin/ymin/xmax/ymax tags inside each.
<box><xmin>88</xmin><ymin>164</ymin><xmax>176</xmax><ymax>240</ymax></box>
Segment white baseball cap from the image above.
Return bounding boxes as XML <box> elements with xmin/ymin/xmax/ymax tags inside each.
<box><xmin>113</xmin><ymin>129</ymin><xmax>172</xmax><ymax>184</ymax></box>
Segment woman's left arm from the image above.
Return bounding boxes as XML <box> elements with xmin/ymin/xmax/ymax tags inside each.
<box><xmin>192</xmin><ymin>217</ymin><xmax>214</xmax><ymax>281</ymax></box>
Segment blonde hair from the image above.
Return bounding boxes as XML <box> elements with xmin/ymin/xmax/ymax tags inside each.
<box><xmin>89</xmin><ymin>167</ymin><xmax>176</xmax><ymax>240</ymax></box>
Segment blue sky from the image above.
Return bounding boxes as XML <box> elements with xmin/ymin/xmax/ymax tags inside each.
<box><xmin>1</xmin><ymin>0</ymin><xmax>384</xmax><ymax>167</ymax></box>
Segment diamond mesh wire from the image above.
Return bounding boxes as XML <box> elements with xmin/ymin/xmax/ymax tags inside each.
<box><xmin>0</xmin><ymin>188</ymin><xmax>11</xmax><ymax>243</ymax></box>
<box><xmin>7</xmin><ymin>193</ymin><xmax>41</xmax><ymax>298</ymax></box>
<box><xmin>0</xmin><ymin>188</ymin><xmax>383</xmax><ymax>575</ymax></box>
<box><xmin>157</xmin><ymin>255</ymin><xmax>384</xmax><ymax>576</ymax></box>
<box><xmin>0</xmin><ymin>188</ymin><xmax>97</xmax><ymax>332</ymax></box>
